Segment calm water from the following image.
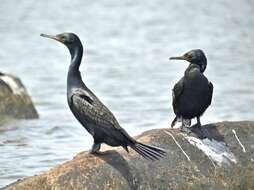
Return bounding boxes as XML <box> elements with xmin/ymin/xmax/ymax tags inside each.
<box><xmin>0</xmin><ymin>0</ymin><xmax>254</xmax><ymax>187</ymax></box>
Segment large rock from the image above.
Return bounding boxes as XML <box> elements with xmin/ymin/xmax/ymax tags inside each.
<box><xmin>0</xmin><ymin>72</ymin><xmax>38</xmax><ymax>120</ymax></box>
<box><xmin>3</xmin><ymin>121</ymin><xmax>254</xmax><ymax>190</ymax></box>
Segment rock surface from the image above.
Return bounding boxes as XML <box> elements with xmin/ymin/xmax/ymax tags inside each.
<box><xmin>0</xmin><ymin>72</ymin><xmax>38</xmax><ymax>120</ymax></box>
<box><xmin>3</xmin><ymin>121</ymin><xmax>254</xmax><ymax>190</ymax></box>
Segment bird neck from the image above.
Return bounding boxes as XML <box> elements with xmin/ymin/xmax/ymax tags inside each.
<box><xmin>185</xmin><ymin>63</ymin><xmax>201</xmax><ymax>74</ymax></box>
<box><xmin>189</xmin><ymin>61</ymin><xmax>206</xmax><ymax>73</ymax></box>
<box><xmin>67</xmin><ymin>44</ymin><xmax>84</xmax><ymax>87</ymax></box>
<box><xmin>69</xmin><ymin>44</ymin><xmax>83</xmax><ymax>71</ymax></box>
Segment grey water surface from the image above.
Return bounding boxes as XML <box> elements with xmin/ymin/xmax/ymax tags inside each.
<box><xmin>0</xmin><ymin>0</ymin><xmax>254</xmax><ymax>187</ymax></box>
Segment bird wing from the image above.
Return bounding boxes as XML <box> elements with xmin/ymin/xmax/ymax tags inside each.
<box><xmin>172</xmin><ymin>77</ymin><xmax>184</xmax><ymax>103</ymax></box>
<box><xmin>208</xmin><ymin>81</ymin><xmax>213</xmax><ymax>105</ymax></box>
<box><xmin>172</xmin><ymin>77</ymin><xmax>184</xmax><ymax>115</ymax></box>
<box><xmin>70</xmin><ymin>88</ymin><xmax>121</xmax><ymax>129</ymax></box>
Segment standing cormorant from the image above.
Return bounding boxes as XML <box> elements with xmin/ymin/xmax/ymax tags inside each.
<box><xmin>169</xmin><ymin>49</ymin><xmax>213</xmax><ymax>136</ymax></box>
<box><xmin>41</xmin><ymin>33</ymin><xmax>166</xmax><ymax>160</ymax></box>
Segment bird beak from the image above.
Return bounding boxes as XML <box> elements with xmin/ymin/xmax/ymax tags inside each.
<box><xmin>169</xmin><ymin>55</ymin><xmax>186</xmax><ymax>61</ymax></box>
<box><xmin>40</xmin><ymin>33</ymin><xmax>64</xmax><ymax>43</ymax></box>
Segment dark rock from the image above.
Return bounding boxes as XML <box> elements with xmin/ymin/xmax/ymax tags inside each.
<box><xmin>0</xmin><ymin>72</ymin><xmax>38</xmax><ymax>121</ymax></box>
<box><xmin>2</xmin><ymin>121</ymin><xmax>254</xmax><ymax>190</ymax></box>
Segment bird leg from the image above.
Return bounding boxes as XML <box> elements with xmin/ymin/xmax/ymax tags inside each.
<box><xmin>180</xmin><ymin>118</ymin><xmax>192</xmax><ymax>134</ymax></box>
<box><xmin>191</xmin><ymin>117</ymin><xmax>209</xmax><ymax>138</ymax></box>
<box><xmin>192</xmin><ymin>117</ymin><xmax>201</xmax><ymax>128</ymax></box>
<box><xmin>89</xmin><ymin>142</ymin><xmax>101</xmax><ymax>154</ymax></box>
<box><xmin>123</xmin><ymin>146</ymin><xmax>129</xmax><ymax>153</ymax></box>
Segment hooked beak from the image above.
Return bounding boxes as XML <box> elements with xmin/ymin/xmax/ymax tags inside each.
<box><xmin>40</xmin><ymin>33</ymin><xmax>64</xmax><ymax>43</ymax></box>
<box><xmin>169</xmin><ymin>55</ymin><xmax>186</xmax><ymax>61</ymax></box>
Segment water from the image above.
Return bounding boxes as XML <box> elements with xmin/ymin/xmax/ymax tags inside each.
<box><xmin>0</xmin><ymin>0</ymin><xmax>254</xmax><ymax>187</ymax></box>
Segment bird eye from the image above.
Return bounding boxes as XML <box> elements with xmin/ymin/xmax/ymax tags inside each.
<box><xmin>69</xmin><ymin>37</ymin><xmax>74</xmax><ymax>43</ymax></box>
<box><xmin>185</xmin><ymin>53</ymin><xmax>192</xmax><ymax>60</ymax></box>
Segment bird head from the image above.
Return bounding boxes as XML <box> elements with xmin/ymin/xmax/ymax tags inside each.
<box><xmin>40</xmin><ymin>33</ymin><xmax>82</xmax><ymax>55</ymax></box>
<box><xmin>170</xmin><ymin>49</ymin><xmax>207</xmax><ymax>72</ymax></box>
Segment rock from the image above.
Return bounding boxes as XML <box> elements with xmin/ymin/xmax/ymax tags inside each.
<box><xmin>2</xmin><ymin>121</ymin><xmax>254</xmax><ymax>190</ymax></box>
<box><xmin>0</xmin><ymin>72</ymin><xmax>38</xmax><ymax>120</ymax></box>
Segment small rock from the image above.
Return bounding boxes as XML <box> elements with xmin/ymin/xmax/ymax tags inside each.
<box><xmin>0</xmin><ymin>72</ymin><xmax>38</xmax><ymax>121</ymax></box>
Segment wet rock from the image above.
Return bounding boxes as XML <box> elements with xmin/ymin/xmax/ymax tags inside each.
<box><xmin>3</xmin><ymin>121</ymin><xmax>254</xmax><ymax>190</ymax></box>
<box><xmin>0</xmin><ymin>72</ymin><xmax>38</xmax><ymax>120</ymax></box>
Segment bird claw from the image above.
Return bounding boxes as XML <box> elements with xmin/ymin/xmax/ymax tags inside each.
<box><xmin>89</xmin><ymin>149</ymin><xmax>99</xmax><ymax>154</ymax></box>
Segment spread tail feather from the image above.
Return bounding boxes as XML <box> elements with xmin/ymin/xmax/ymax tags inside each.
<box><xmin>131</xmin><ymin>142</ymin><xmax>166</xmax><ymax>161</ymax></box>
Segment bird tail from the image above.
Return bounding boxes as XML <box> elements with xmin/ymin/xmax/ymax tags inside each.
<box><xmin>171</xmin><ymin>116</ymin><xmax>178</xmax><ymax>128</ymax></box>
<box><xmin>130</xmin><ymin>141</ymin><xmax>166</xmax><ymax>161</ymax></box>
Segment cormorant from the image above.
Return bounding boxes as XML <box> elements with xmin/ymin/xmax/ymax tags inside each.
<box><xmin>169</xmin><ymin>49</ymin><xmax>213</xmax><ymax>136</ymax></box>
<box><xmin>40</xmin><ymin>32</ymin><xmax>166</xmax><ymax>160</ymax></box>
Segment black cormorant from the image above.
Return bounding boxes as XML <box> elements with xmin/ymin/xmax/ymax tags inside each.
<box><xmin>41</xmin><ymin>33</ymin><xmax>166</xmax><ymax>160</ymax></box>
<box><xmin>169</xmin><ymin>49</ymin><xmax>213</xmax><ymax>135</ymax></box>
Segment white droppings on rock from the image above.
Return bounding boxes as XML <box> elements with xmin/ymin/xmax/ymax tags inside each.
<box><xmin>0</xmin><ymin>75</ymin><xmax>24</xmax><ymax>95</ymax></box>
<box><xmin>232</xmin><ymin>129</ymin><xmax>246</xmax><ymax>153</ymax></box>
<box><xmin>183</xmin><ymin>134</ymin><xmax>237</xmax><ymax>166</ymax></box>
<box><xmin>164</xmin><ymin>131</ymin><xmax>191</xmax><ymax>162</ymax></box>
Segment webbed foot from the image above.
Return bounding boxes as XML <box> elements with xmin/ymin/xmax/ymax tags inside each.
<box><xmin>190</xmin><ymin>122</ymin><xmax>208</xmax><ymax>139</ymax></box>
<box><xmin>89</xmin><ymin>143</ymin><xmax>101</xmax><ymax>154</ymax></box>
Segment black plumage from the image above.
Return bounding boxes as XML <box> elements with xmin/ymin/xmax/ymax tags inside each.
<box><xmin>170</xmin><ymin>49</ymin><xmax>213</xmax><ymax>135</ymax></box>
<box><xmin>41</xmin><ymin>33</ymin><xmax>166</xmax><ymax>160</ymax></box>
